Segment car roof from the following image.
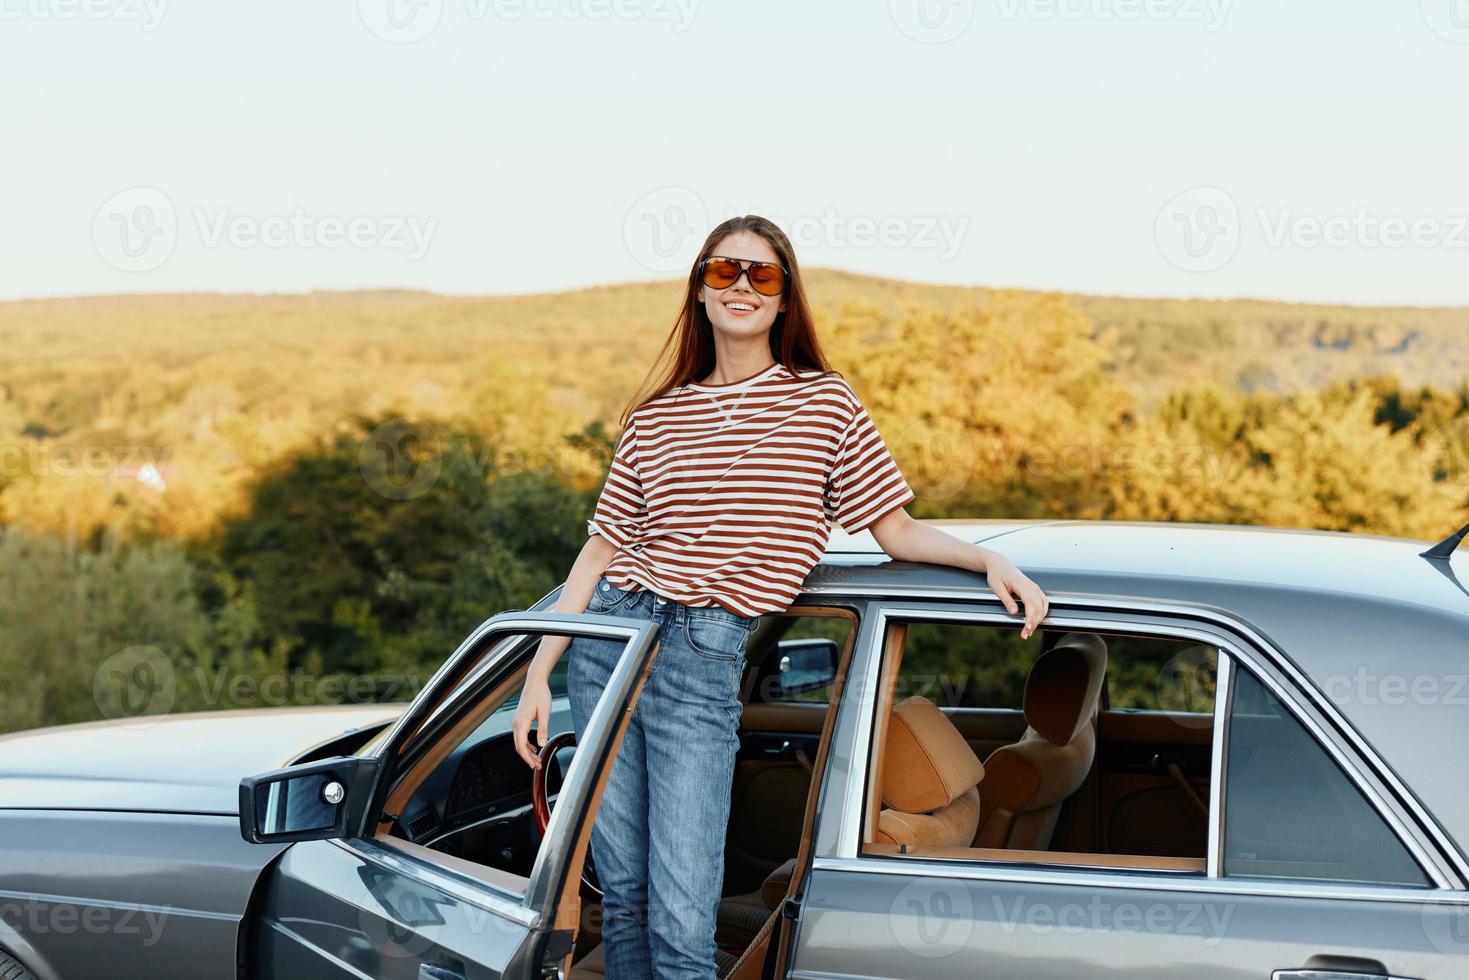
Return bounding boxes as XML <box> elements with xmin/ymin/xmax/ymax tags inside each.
<box><xmin>821</xmin><ymin>518</ymin><xmax>1465</xmax><ymax>602</ymax></box>
<box><xmin>813</xmin><ymin>518</ymin><xmax>1469</xmax><ymax>866</ymax></box>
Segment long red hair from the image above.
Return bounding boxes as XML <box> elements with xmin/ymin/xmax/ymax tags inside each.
<box><xmin>617</xmin><ymin>215</ymin><xmax>838</xmax><ymax>427</ymax></box>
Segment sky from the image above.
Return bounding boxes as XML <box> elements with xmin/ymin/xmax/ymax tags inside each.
<box><xmin>2</xmin><ymin>0</ymin><xmax>1467</xmax><ymax>306</ymax></box>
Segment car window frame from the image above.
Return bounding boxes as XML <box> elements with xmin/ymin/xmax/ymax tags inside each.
<box><xmin>346</xmin><ymin>608</ymin><xmax>661</xmax><ymax>921</ymax></box>
<box><xmin>814</xmin><ymin>593</ymin><xmax>1466</xmax><ymax>903</ymax></box>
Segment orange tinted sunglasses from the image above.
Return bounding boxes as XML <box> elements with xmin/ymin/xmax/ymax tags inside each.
<box><xmin>700</xmin><ymin>255</ymin><xmax>788</xmax><ymax>296</ymax></box>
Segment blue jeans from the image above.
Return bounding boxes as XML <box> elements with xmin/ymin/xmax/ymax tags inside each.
<box><xmin>567</xmin><ymin>573</ymin><xmax>759</xmax><ymax>980</ymax></box>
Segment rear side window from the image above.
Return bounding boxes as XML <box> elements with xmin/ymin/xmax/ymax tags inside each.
<box><xmin>893</xmin><ymin>621</ymin><xmax>1036</xmax><ymax>708</ymax></box>
<box><xmin>1105</xmin><ymin>635</ymin><xmax>1218</xmax><ymax>714</ymax></box>
<box><xmin>1224</xmin><ymin>668</ymin><xmax>1428</xmax><ymax>887</ymax></box>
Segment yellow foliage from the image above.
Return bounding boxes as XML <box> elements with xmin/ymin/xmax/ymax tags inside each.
<box><xmin>1</xmin><ymin>276</ymin><xmax>1466</xmax><ymax>543</ymax></box>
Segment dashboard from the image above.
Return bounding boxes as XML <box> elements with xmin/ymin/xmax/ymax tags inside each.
<box><xmin>396</xmin><ymin>696</ymin><xmax>577</xmax><ymax>856</ymax></box>
<box><xmin>443</xmin><ymin>736</ymin><xmax>532</xmax><ymax>824</ymax></box>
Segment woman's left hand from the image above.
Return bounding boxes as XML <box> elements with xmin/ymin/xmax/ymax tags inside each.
<box><xmin>985</xmin><ymin>556</ymin><xmax>1050</xmax><ymax>640</ymax></box>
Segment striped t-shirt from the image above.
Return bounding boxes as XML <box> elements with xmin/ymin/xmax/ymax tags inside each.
<box><xmin>586</xmin><ymin>361</ymin><xmax>916</xmax><ymax>617</ymax></box>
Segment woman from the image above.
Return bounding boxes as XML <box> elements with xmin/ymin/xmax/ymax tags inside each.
<box><xmin>512</xmin><ymin>214</ymin><xmax>1049</xmax><ymax>979</ymax></box>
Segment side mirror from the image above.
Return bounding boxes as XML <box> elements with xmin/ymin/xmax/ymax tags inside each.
<box><xmin>774</xmin><ymin>638</ymin><xmax>838</xmax><ymax>698</ymax></box>
<box><xmin>239</xmin><ymin>755</ymin><xmax>379</xmax><ymax>844</ymax></box>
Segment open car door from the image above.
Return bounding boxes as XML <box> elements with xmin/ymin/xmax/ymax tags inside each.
<box><xmin>238</xmin><ymin>609</ymin><xmax>660</xmax><ymax>980</ymax></box>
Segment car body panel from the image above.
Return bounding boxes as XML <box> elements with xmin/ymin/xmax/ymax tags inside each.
<box><xmin>0</xmin><ymin>809</ymin><xmax>289</xmax><ymax>980</ymax></box>
<box><xmin>254</xmin><ymin>838</ymin><xmax>528</xmax><ymax>980</ymax></box>
<box><xmin>792</xmin><ymin>865</ymin><xmax>1465</xmax><ymax>980</ymax></box>
<box><xmin>0</xmin><ymin>705</ymin><xmax>403</xmax><ymax>814</ymax></box>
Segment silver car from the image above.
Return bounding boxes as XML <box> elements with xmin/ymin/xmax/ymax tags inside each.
<box><xmin>1</xmin><ymin>518</ymin><xmax>1466</xmax><ymax>980</ymax></box>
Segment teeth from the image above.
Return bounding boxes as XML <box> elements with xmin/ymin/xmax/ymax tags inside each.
<box><xmin>729</xmin><ymin>303</ymin><xmax>754</xmax><ymax>311</ymax></box>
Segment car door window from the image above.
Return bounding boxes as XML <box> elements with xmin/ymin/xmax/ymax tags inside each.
<box><xmin>373</xmin><ymin>615</ymin><xmax>655</xmax><ymax>891</ymax></box>
<box><xmin>1105</xmin><ymin>635</ymin><xmax>1218</xmax><ymax>714</ymax></box>
<box><xmin>852</xmin><ymin>610</ymin><xmax>1433</xmax><ymax>891</ymax></box>
<box><xmin>893</xmin><ymin>620</ymin><xmax>1033</xmax><ymax>708</ymax></box>
<box><xmin>1224</xmin><ymin>666</ymin><xmax>1429</xmax><ymax>887</ymax></box>
<box><xmin>859</xmin><ymin>617</ymin><xmax>1213</xmax><ymax>871</ymax></box>
<box><xmin>397</xmin><ymin>669</ymin><xmax>552</xmax><ymax>867</ymax></box>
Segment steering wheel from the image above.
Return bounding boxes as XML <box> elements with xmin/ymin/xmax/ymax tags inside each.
<box><xmin>533</xmin><ymin>732</ymin><xmax>603</xmax><ymax>898</ymax></box>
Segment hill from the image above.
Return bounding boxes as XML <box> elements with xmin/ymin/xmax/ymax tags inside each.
<box><xmin>2</xmin><ymin>271</ymin><xmax>1466</xmax><ymax>541</ymax></box>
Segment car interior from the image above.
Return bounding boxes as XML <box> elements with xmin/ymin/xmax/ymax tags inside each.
<box><xmin>857</xmin><ymin>620</ymin><xmax>1217</xmax><ymax>874</ymax></box>
<box><xmin>855</xmin><ymin>617</ymin><xmax>1432</xmax><ymax>893</ymax></box>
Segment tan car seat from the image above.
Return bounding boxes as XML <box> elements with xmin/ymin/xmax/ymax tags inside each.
<box><xmin>975</xmin><ymin>632</ymin><xmax>1108</xmax><ymax>850</ymax></box>
<box><xmin>873</xmin><ymin>694</ymin><xmax>987</xmax><ymax>847</ymax></box>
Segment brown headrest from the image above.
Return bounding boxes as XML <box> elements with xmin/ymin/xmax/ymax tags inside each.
<box><xmin>880</xmin><ymin>695</ymin><xmax>986</xmax><ymax>814</ymax></box>
<box><xmin>1023</xmin><ymin>633</ymin><xmax>1108</xmax><ymax>745</ymax></box>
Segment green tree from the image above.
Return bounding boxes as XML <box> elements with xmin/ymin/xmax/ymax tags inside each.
<box><xmin>211</xmin><ymin>414</ymin><xmax>601</xmax><ymax>679</ymax></box>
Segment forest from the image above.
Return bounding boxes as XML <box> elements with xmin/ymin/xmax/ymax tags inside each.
<box><xmin>2</xmin><ymin>271</ymin><xmax>1466</xmax><ymax>733</ymax></box>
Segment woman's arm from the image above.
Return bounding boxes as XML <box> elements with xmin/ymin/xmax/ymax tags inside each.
<box><xmin>865</xmin><ymin>508</ymin><xmax>1051</xmax><ymax>640</ymax></box>
<box><xmin>512</xmin><ymin>532</ymin><xmax>618</xmax><ymax>769</ymax></box>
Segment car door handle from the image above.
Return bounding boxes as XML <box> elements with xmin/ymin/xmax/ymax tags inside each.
<box><xmin>1274</xmin><ymin>971</ymin><xmax>1418</xmax><ymax>980</ymax></box>
<box><xmin>419</xmin><ymin>965</ymin><xmax>466</xmax><ymax>980</ymax></box>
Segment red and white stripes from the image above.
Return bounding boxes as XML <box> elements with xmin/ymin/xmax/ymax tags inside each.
<box><xmin>587</xmin><ymin>362</ymin><xmax>915</xmax><ymax>617</ymax></box>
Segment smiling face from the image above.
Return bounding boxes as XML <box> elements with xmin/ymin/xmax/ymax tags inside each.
<box><xmin>698</xmin><ymin>231</ymin><xmax>787</xmax><ymax>338</ymax></box>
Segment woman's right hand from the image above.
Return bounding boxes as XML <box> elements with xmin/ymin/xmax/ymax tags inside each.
<box><xmin>512</xmin><ymin>673</ymin><xmax>552</xmax><ymax>770</ymax></box>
